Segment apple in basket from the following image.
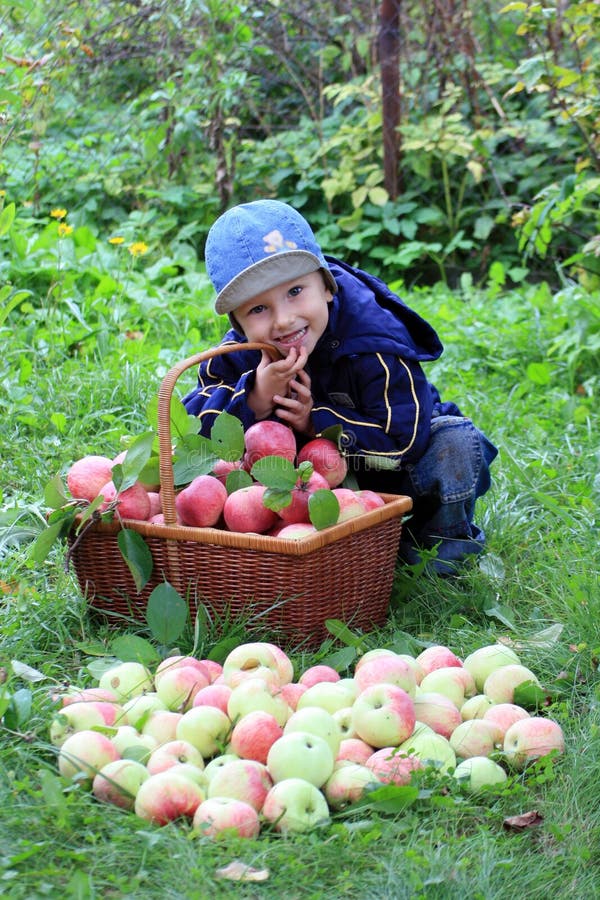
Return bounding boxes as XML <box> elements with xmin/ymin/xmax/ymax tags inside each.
<box><xmin>243</xmin><ymin>420</ymin><xmax>297</xmax><ymax>467</ymax></box>
<box><xmin>277</xmin><ymin>470</ymin><xmax>330</xmax><ymax>524</ymax></box>
<box><xmin>66</xmin><ymin>455</ymin><xmax>114</xmax><ymax>503</ymax></box>
<box><xmin>175</xmin><ymin>474</ymin><xmax>228</xmax><ymax>527</ymax></box>
<box><xmin>297</xmin><ymin>438</ymin><xmax>348</xmax><ymax>488</ymax></box>
<box><xmin>223</xmin><ymin>484</ymin><xmax>279</xmax><ymax>533</ymax></box>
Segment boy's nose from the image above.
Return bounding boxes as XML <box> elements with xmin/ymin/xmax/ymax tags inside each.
<box><xmin>274</xmin><ymin>304</ymin><xmax>295</xmax><ymax>332</ymax></box>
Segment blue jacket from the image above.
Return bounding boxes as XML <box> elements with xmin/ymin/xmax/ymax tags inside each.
<box><xmin>182</xmin><ymin>257</ymin><xmax>462</xmax><ymax>466</ymax></box>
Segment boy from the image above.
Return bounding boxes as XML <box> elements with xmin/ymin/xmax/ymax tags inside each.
<box><xmin>183</xmin><ymin>199</ymin><xmax>497</xmax><ymax>573</ymax></box>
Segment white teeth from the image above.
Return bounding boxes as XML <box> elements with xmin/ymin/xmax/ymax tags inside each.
<box><xmin>279</xmin><ymin>328</ymin><xmax>306</xmax><ymax>344</ymax></box>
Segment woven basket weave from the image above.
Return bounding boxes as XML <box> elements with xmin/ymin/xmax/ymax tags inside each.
<box><xmin>69</xmin><ymin>342</ymin><xmax>412</xmax><ymax>646</ymax></box>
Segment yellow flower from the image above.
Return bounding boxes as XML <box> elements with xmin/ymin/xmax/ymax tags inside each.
<box><xmin>108</xmin><ymin>235</ymin><xmax>125</xmax><ymax>245</ymax></box>
<box><xmin>57</xmin><ymin>223</ymin><xmax>73</xmax><ymax>237</ymax></box>
<box><xmin>50</xmin><ymin>208</ymin><xmax>67</xmax><ymax>220</ymax></box>
<box><xmin>128</xmin><ymin>241</ymin><xmax>148</xmax><ymax>257</ymax></box>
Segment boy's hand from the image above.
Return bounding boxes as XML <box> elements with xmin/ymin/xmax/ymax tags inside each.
<box><xmin>248</xmin><ymin>347</ymin><xmax>310</xmax><ymax>421</ymax></box>
<box><xmin>273</xmin><ymin>368</ymin><xmax>314</xmax><ymax>435</ymax></box>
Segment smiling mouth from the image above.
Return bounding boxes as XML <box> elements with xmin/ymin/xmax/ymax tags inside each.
<box><xmin>276</xmin><ymin>327</ymin><xmax>307</xmax><ymax>346</ymax></box>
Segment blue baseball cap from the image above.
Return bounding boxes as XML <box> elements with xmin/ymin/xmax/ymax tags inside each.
<box><xmin>205</xmin><ymin>199</ymin><xmax>337</xmax><ymax>315</ymax></box>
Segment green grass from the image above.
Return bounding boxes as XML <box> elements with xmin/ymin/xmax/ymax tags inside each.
<box><xmin>1</xmin><ymin>224</ymin><xmax>600</xmax><ymax>898</ymax></box>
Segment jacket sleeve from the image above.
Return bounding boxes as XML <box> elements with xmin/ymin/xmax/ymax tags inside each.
<box><xmin>181</xmin><ymin>343</ymin><xmax>261</xmax><ymax>435</ymax></box>
<box><xmin>310</xmin><ymin>352</ymin><xmax>433</xmax><ymax>465</ymax></box>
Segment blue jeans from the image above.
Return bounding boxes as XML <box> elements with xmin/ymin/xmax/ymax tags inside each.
<box><xmin>352</xmin><ymin>416</ymin><xmax>498</xmax><ymax>574</ymax></box>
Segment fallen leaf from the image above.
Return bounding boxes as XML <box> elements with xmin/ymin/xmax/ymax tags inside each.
<box><xmin>215</xmin><ymin>861</ymin><xmax>270</xmax><ymax>882</ymax></box>
<box><xmin>503</xmin><ymin>810</ymin><xmax>544</xmax><ymax>831</ymax></box>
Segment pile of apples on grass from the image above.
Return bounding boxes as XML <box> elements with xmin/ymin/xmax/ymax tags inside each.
<box><xmin>66</xmin><ymin>420</ymin><xmax>379</xmax><ymax>537</ymax></box>
<box><xmin>51</xmin><ymin>641</ymin><xmax>566</xmax><ymax>838</ymax></box>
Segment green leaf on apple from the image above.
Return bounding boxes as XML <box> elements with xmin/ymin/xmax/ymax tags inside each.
<box><xmin>513</xmin><ymin>680</ymin><xmax>547</xmax><ymax>710</ymax></box>
<box><xmin>308</xmin><ymin>489</ymin><xmax>339</xmax><ymax>530</ymax></box>
<box><xmin>44</xmin><ymin>473</ymin><xmax>70</xmax><ymax>509</ymax></box>
<box><xmin>110</xmin><ymin>634</ymin><xmax>160</xmax><ymax>667</ymax></box>
<box><xmin>251</xmin><ymin>455</ymin><xmax>298</xmax><ymax>490</ymax></box>
<box><xmin>146</xmin><ymin>582</ymin><xmax>188</xmax><ymax>645</ymax></box>
<box><xmin>225</xmin><ymin>468</ymin><xmax>253</xmax><ymax>493</ymax></box>
<box><xmin>138</xmin><ymin>455</ymin><xmax>160</xmax><ymax>488</ymax></box>
<box><xmin>263</xmin><ymin>487</ymin><xmax>293</xmax><ymax>512</ymax></box>
<box><xmin>320</xmin><ymin>424</ymin><xmax>344</xmax><ymax>447</ymax></box>
<box><xmin>210</xmin><ymin>410</ymin><xmax>245</xmax><ymax>462</ymax></box>
<box><xmin>172</xmin><ymin>433</ymin><xmax>219</xmax><ymax>486</ymax></box>
<box><xmin>117</xmin><ymin>528</ymin><xmax>153</xmax><ymax>592</ymax></box>
<box><xmin>115</xmin><ymin>431</ymin><xmax>155</xmax><ymax>492</ymax></box>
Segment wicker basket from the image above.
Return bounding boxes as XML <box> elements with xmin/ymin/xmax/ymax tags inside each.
<box><xmin>69</xmin><ymin>342</ymin><xmax>412</xmax><ymax>646</ymax></box>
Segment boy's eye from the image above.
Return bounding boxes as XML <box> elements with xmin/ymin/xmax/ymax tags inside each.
<box><xmin>247</xmin><ymin>304</ymin><xmax>266</xmax><ymax>315</ymax></box>
<box><xmin>289</xmin><ymin>285</ymin><xmax>302</xmax><ymax>297</ymax></box>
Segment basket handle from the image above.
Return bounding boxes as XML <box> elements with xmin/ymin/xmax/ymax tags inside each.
<box><xmin>157</xmin><ymin>342</ymin><xmax>282</xmax><ymax>526</ymax></box>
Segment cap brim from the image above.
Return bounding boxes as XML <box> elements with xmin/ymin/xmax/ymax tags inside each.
<box><xmin>214</xmin><ymin>250</ymin><xmax>337</xmax><ymax>315</ymax></box>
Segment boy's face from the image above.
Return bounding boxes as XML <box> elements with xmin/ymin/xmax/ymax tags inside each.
<box><xmin>233</xmin><ymin>271</ymin><xmax>333</xmax><ymax>356</ymax></box>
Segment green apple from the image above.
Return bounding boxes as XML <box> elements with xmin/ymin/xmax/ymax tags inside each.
<box><xmin>351</xmin><ymin>683</ymin><xmax>415</xmax><ymax>748</ymax></box>
<box><xmin>262</xmin><ymin>778</ymin><xmax>330</xmax><ymax>833</ymax></box>
<box><xmin>206</xmin><ymin>758</ymin><xmax>273</xmax><ymax>811</ymax></box>
<box><xmin>99</xmin><ymin>661</ymin><xmax>153</xmax><ymax>701</ymax></box>
<box><xmin>449</xmin><ymin>719</ymin><xmax>500</xmax><ymax>759</ymax></box>
<box><xmin>399</xmin><ymin>728</ymin><xmax>456</xmax><ymax>774</ymax></box>
<box><xmin>58</xmin><ymin>729</ymin><xmax>121</xmax><ymax>784</ymax></box>
<box><xmin>266</xmin><ymin>731</ymin><xmax>334</xmax><ymax>787</ymax></box>
<box><xmin>284</xmin><ymin>706</ymin><xmax>342</xmax><ymax>757</ymax></box>
<box><xmin>121</xmin><ymin>692</ymin><xmax>167</xmax><ymax>730</ymax></box>
<box><xmin>323</xmin><ymin>763</ymin><xmax>378</xmax><ymax>809</ymax></box>
<box><xmin>92</xmin><ymin>758</ymin><xmax>150</xmax><ymax>809</ymax></box>
<box><xmin>483</xmin><ymin>664</ymin><xmax>541</xmax><ymax>704</ymax></box>
<box><xmin>462</xmin><ymin>644</ymin><xmax>521</xmax><ymax>692</ymax></box>
<box><xmin>296</xmin><ymin>680</ymin><xmax>356</xmax><ymax>715</ymax></box>
<box><xmin>176</xmin><ymin>705</ymin><xmax>231</xmax><ymax>758</ymax></box>
<box><xmin>49</xmin><ymin>701</ymin><xmax>107</xmax><ymax>747</ymax></box>
<box><xmin>110</xmin><ymin>725</ymin><xmax>157</xmax><ymax>762</ymax></box>
<box><xmin>503</xmin><ymin>716</ymin><xmax>565</xmax><ymax>769</ymax></box>
<box><xmin>227</xmin><ymin>677</ymin><xmax>289</xmax><ymax>726</ymax></box>
<box><xmin>460</xmin><ymin>694</ymin><xmax>496</xmax><ymax>721</ymax></box>
<box><xmin>453</xmin><ymin>756</ymin><xmax>508</xmax><ymax>792</ymax></box>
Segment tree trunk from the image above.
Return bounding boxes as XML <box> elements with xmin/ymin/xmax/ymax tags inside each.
<box><xmin>379</xmin><ymin>0</ymin><xmax>402</xmax><ymax>198</ymax></box>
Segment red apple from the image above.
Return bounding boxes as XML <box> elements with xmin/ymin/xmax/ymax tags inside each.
<box><xmin>229</xmin><ymin>710</ymin><xmax>284</xmax><ymax>764</ymax></box>
<box><xmin>66</xmin><ymin>455</ymin><xmax>114</xmax><ymax>502</ymax></box>
<box><xmin>192</xmin><ymin>796</ymin><xmax>260</xmax><ymax>839</ymax></box>
<box><xmin>332</xmin><ymin>488</ymin><xmax>366</xmax><ymax>523</ymax></box>
<box><xmin>98</xmin><ymin>480</ymin><xmax>151</xmax><ymax>520</ymax></box>
<box><xmin>243</xmin><ymin>420</ymin><xmax>297</xmax><ymax>467</ymax></box>
<box><xmin>134</xmin><ymin>770</ymin><xmax>205</xmax><ymax>824</ymax></box>
<box><xmin>355</xmin><ymin>489</ymin><xmax>385</xmax><ymax>511</ymax></box>
<box><xmin>416</xmin><ymin>645</ymin><xmax>463</xmax><ymax>675</ymax></box>
<box><xmin>297</xmin><ymin>438</ymin><xmax>347</xmax><ymax>487</ymax></box>
<box><xmin>351</xmin><ymin>683</ymin><xmax>416</xmax><ymax>748</ymax></box>
<box><xmin>92</xmin><ymin>758</ymin><xmax>150</xmax><ymax>810</ymax></box>
<box><xmin>212</xmin><ymin>458</ymin><xmax>243</xmax><ymax>485</ymax></box>
<box><xmin>223</xmin><ymin>484</ymin><xmax>279</xmax><ymax>533</ymax></box>
<box><xmin>278</xmin><ymin>471</ymin><xmax>330</xmax><ymax>524</ymax></box>
<box><xmin>336</xmin><ymin>737</ymin><xmax>375</xmax><ymax>766</ymax></box>
<box><xmin>365</xmin><ymin>747</ymin><xmax>423</xmax><ymax>785</ymax></box>
<box><xmin>275</xmin><ymin>523</ymin><xmax>318</xmax><ymax>539</ymax></box>
<box><xmin>175</xmin><ymin>474</ymin><xmax>227</xmax><ymax>527</ymax></box>
<box><xmin>206</xmin><ymin>758</ymin><xmax>273</xmax><ymax>811</ymax></box>
<box><xmin>192</xmin><ymin>683</ymin><xmax>232</xmax><ymax>714</ymax></box>
<box><xmin>299</xmin><ymin>665</ymin><xmax>341</xmax><ymax>688</ymax></box>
